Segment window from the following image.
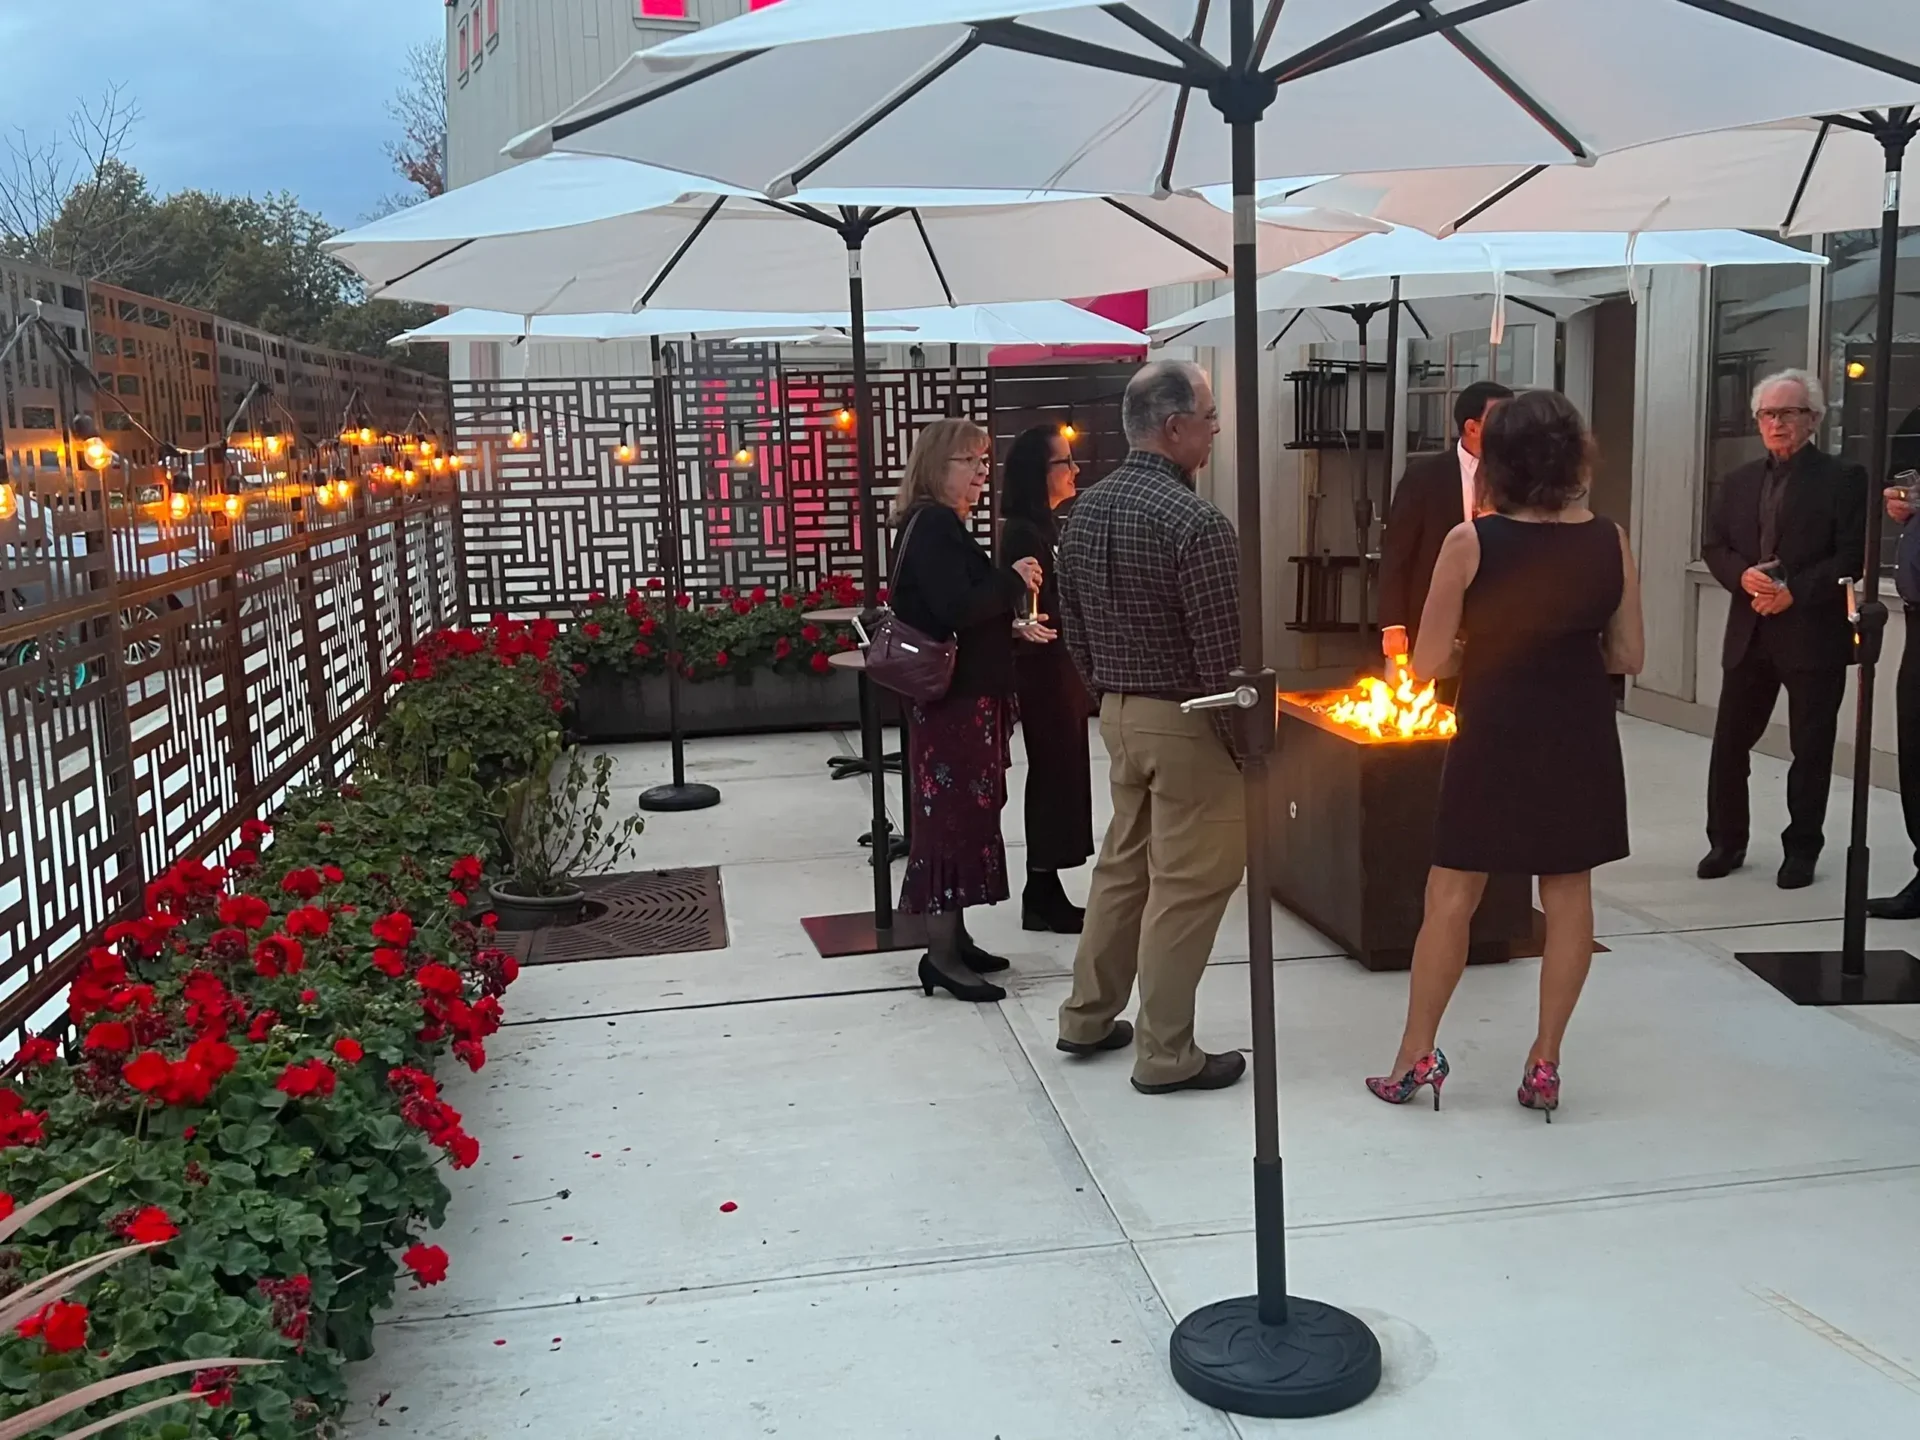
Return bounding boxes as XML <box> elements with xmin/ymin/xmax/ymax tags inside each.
<box><xmin>191</xmin><ymin>352</ymin><xmax>209</xmax><ymax>370</ymax></box>
<box><xmin>220</xmin><ymin>357</ymin><xmax>234</xmax><ymax>375</ymax></box>
<box><xmin>94</xmin><ymin>334</ymin><xmax>117</xmax><ymax>357</ymax></box>
<box><xmin>121</xmin><ymin>337</ymin><xmax>137</xmax><ymax>357</ymax></box>
<box><xmin>750</xmin><ymin>0</ymin><xmax>786</xmax><ymax>8</ymax></box>
<box><xmin>639</xmin><ymin>0</ymin><xmax>687</xmax><ymax>16</ymax></box>
<box><xmin>117</xmin><ymin>374</ymin><xmax>141</xmax><ymax>395</ymax></box>
<box><xmin>60</xmin><ymin>285</ymin><xmax>83</xmax><ymax>310</ymax></box>
<box><xmin>458</xmin><ymin>15</ymin><xmax>470</xmax><ymax>75</ymax></box>
<box><xmin>20</xmin><ymin>406</ymin><xmax>55</xmax><ymax>429</ymax></box>
<box><xmin>486</xmin><ymin>0</ymin><xmax>499</xmax><ymax>43</ymax></box>
<box><xmin>117</xmin><ymin>300</ymin><xmax>140</xmax><ymax>322</ymax></box>
<box><xmin>103</xmin><ymin>411</ymin><xmax>133</xmax><ymax>431</ymax></box>
<box><xmin>90</xmin><ymin>294</ymin><xmax>106</xmax><ymax>317</ymax></box>
<box><xmin>183</xmin><ymin>415</ymin><xmax>205</xmax><ymax>433</ymax></box>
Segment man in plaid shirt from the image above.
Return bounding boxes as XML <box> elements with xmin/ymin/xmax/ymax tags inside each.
<box><xmin>1053</xmin><ymin>361</ymin><xmax>1248</xmax><ymax>1096</ymax></box>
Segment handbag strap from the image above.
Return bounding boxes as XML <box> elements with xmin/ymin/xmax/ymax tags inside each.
<box><xmin>892</xmin><ymin>506</ymin><xmax>931</xmax><ymax>589</ymax></box>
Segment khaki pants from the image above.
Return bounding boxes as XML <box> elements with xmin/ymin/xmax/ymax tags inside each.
<box><xmin>1058</xmin><ymin>694</ymin><xmax>1246</xmax><ymax>1086</ymax></box>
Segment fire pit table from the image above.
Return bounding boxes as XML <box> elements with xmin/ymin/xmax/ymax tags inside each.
<box><xmin>1270</xmin><ymin>673</ymin><xmax>1531</xmax><ymax>972</ymax></box>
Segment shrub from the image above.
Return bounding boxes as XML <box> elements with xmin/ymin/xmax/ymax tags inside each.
<box><xmin>375</xmin><ymin>620</ymin><xmax>571</xmax><ymax>787</ymax></box>
<box><xmin>556</xmin><ymin>576</ymin><xmax>863</xmax><ymax>684</ymax></box>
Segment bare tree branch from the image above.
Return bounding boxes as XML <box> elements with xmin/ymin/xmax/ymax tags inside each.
<box><xmin>0</xmin><ymin>85</ymin><xmax>154</xmax><ymax>280</ymax></box>
<box><xmin>384</xmin><ymin>39</ymin><xmax>448</xmax><ymax>201</ymax></box>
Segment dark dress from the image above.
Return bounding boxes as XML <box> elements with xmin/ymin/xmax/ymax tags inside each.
<box><xmin>1433</xmin><ymin>514</ymin><xmax>1629</xmax><ymax>876</ymax></box>
<box><xmin>888</xmin><ymin>503</ymin><xmax>1028</xmax><ymax>915</ymax></box>
<box><xmin>1000</xmin><ymin>511</ymin><xmax>1095</xmax><ymax>872</ymax></box>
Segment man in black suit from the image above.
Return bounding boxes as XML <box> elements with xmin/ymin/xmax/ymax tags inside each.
<box><xmin>1700</xmin><ymin>370</ymin><xmax>1866</xmax><ymax>890</ymax></box>
<box><xmin>1379</xmin><ymin>381</ymin><xmax>1513</xmax><ymax>680</ymax></box>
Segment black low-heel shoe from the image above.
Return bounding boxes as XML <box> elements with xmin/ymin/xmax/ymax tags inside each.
<box><xmin>918</xmin><ymin>955</ymin><xmax>1006</xmax><ymax>1003</ymax></box>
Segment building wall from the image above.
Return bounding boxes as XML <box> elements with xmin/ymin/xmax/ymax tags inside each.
<box><xmin>83</xmin><ymin>283</ymin><xmax>220</xmax><ymax>466</ymax></box>
<box><xmin>0</xmin><ymin>259</ymin><xmax>91</xmax><ymax>483</ymax></box>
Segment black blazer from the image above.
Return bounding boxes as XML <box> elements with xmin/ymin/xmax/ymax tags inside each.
<box><xmin>998</xmin><ymin>511</ymin><xmax>1059</xmax><ymax>624</ymax></box>
<box><xmin>1379</xmin><ymin>450</ymin><xmax>1466</xmax><ymax>640</ymax></box>
<box><xmin>889</xmin><ymin>503</ymin><xmax>1026</xmax><ymax>697</ymax></box>
<box><xmin>1702</xmin><ymin>443</ymin><xmax>1866</xmax><ymax>673</ymax></box>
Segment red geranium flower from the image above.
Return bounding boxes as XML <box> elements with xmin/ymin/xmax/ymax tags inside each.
<box><xmin>415</xmin><ymin>964</ymin><xmax>462</xmax><ymax>999</ymax></box>
<box><xmin>123</xmin><ymin>1051</ymin><xmax>171</xmax><ymax>1093</ymax></box>
<box><xmin>773</xmin><ymin>637</ymin><xmax>792</xmax><ymax>660</ymax></box>
<box><xmin>15</xmin><ymin>1038</ymin><xmax>58</xmax><ymax>1066</ymax></box>
<box><xmin>84</xmin><ymin>1021</ymin><xmax>132</xmax><ymax>1054</ymax></box>
<box><xmin>119</xmin><ymin>1206</ymin><xmax>178</xmax><ymax>1245</ymax></box>
<box><xmin>321</xmin><ymin>864</ymin><xmax>345</xmax><ymax>884</ymax></box>
<box><xmin>247</xmin><ymin>1011</ymin><xmax>279</xmax><ymax>1043</ymax></box>
<box><xmin>279</xmin><ymin>868</ymin><xmax>322</xmax><ymax>900</ymax></box>
<box><xmin>632</xmin><ymin>641</ymin><xmax>652</xmax><ymax>657</ymax></box>
<box><xmin>299</xmin><ymin>988</ymin><xmax>318</xmax><ymax>1005</ymax></box>
<box><xmin>253</xmin><ymin>934</ymin><xmax>306</xmax><ymax>978</ymax></box>
<box><xmin>810</xmin><ymin>652</ymin><xmax>831</xmax><ymax>674</ymax></box>
<box><xmin>646</xmin><ymin>577</ymin><xmax>663</xmax><ymax>590</ymax></box>
<box><xmin>718</xmin><ymin>586</ymin><xmax>735</xmax><ymax>600</ymax></box>
<box><xmin>276</xmin><ymin>1059</ymin><xmax>337</xmax><ymax>1099</ymax></box>
<box><xmin>448</xmin><ymin>890</ymin><xmax>469</xmax><ymax>907</ymax></box>
<box><xmin>450</xmin><ymin>855</ymin><xmax>484</xmax><ymax>886</ymax></box>
<box><xmin>217</xmin><ymin>894</ymin><xmax>271</xmax><ymax>931</ymax></box>
<box><xmin>16</xmin><ymin>1300</ymin><xmax>86</xmax><ymax>1352</ymax></box>
<box><xmin>371</xmin><ymin>948</ymin><xmax>408</xmax><ymax>978</ymax></box>
<box><xmin>403</xmin><ymin>1243</ymin><xmax>449</xmax><ymax>1286</ymax></box>
<box><xmin>333</xmin><ymin>1037</ymin><xmax>364</xmax><ymax>1063</ymax></box>
<box><xmin>732</xmin><ymin>598</ymin><xmax>752</xmax><ymax>616</ymax></box>
<box><xmin>582</xmin><ymin>621</ymin><xmax>602</xmax><ymax>639</ymax></box>
<box><xmin>240</xmin><ymin>818</ymin><xmax>272</xmax><ymax>845</ymax></box>
<box><xmin>750</xmin><ymin>586</ymin><xmax>768</xmax><ymax>604</ymax></box>
<box><xmin>800</xmin><ymin>624</ymin><xmax>822</xmax><ymax>643</ymax></box>
<box><xmin>285</xmin><ymin>906</ymin><xmax>331</xmax><ymax>938</ymax></box>
<box><xmin>371</xmin><ymin>912</ymin><xmax>415</xmax><ymax>947</ymax></box>
<box><xmin>191</xmin><ymin>1367</ymin><xmax>237</xmax><ymax>1408</ymax></box>
<box><xmin>446</xmin><ymin>1132</ymin><xmax>480</xmax><ymax>1168</ymax></box>
<box><xmin>0</xmin><ymin>1090</ymin><xmax>45</xmax><ymax>1149</ymax></box>
<box><xmin>781</xmin><ymin>593</ymin><xmax>798</xmax><ymax>609</ymax></box>
<box><xmin>185</xmin><ymin>1037</ymin><xmax>238</xmax><ymax>1078</ymax></box>
<box><xmin>453</xmin><ymin>1038</ymin><xmax>486</xmax><ymax>1072</ymax></box>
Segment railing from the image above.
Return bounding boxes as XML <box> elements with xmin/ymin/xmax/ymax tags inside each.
<box><xmin>0</xmin><ymin>464</ymin><xmax>461</xmax><ymax>1042</ymax></box>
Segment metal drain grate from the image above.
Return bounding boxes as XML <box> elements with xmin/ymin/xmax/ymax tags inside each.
<box><xmin>494</xmin><ymin>867</ymin><xmax>728</xmax><ymax>966</ymax></box>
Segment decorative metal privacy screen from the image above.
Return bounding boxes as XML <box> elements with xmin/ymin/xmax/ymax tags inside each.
<box><xmin>450</xmin><ymin>344</ymin><xmax>996</xmax><ymax>612</ymax></box>
<box><xmin>0</xmin><ymin>465</ymin><xmax>459</xmax><ymax>1039</ymax></box>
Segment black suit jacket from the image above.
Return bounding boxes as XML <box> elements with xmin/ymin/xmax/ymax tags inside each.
<box><xmin>1379</xmin><ymin>450</ymin><xmax>1465</xmax><ymax>640</ymax></box>
<box><xmin>1702</xmin><ymin>443</ymin><xmax>1866</xmax><ymax>673</ymax></box>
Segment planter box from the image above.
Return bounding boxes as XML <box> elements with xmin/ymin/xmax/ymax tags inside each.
<box><xmin>573</xmin><ymin>667</ymin><xmax>863</xmax><ymax>742</ymax></box>
<box><xmin>1269</xmin><ymin>694</ymin><xmax>1531</xmax><ymax>972</ymax></box>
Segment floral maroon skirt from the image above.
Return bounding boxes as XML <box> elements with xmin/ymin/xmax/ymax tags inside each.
<box><xmin>898</xmin><ymin>691</ymin><xmax>1014</xmax><ymax>915</ymax></box>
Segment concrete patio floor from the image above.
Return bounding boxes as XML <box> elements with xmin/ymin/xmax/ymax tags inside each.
<box><xmin>345</xmin><ymin>715</ymin><xmax>1920</xmax><ymax>1438</ymax></box>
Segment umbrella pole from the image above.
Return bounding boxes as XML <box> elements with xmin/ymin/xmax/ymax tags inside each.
<box><xmin>1379</xmin><ymin>282</ymin><xmax>1403</xmax><ymax>614</ymax></box>
<box><xmin>851</xmin><ymin>228</ymin><xmax>901</xmax><ymax>936</ymax></box>
<box><xmin>1355</xmin><ymin>308</ymin><xmax>1372</xmax><ymax>575</ymax></box>
<box><xmin>639</xmin><ymin>336</ymin><xmax>720</xmax><ymax>813</ymax></box>
<box><xmin>1165</xmin><ymin>0</ymin><xmax>1381</xmax><ymax>1419</ymax></box>
<box><xmin>1735</xmin><ymin>107</ymin><xmax>1920</xmax><ymax>1005</ymax></box>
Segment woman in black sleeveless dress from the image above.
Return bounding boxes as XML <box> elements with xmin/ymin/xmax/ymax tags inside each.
<box><xmin>1367</xmin><ymin>390</ymin><xmax>1644</xmax><ymax>1121</ymax></box>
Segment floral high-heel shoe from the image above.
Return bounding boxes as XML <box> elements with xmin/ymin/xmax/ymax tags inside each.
<box><xmin>1517</xmin><ymin>1059</ymin><xmax>1561</xmax><ymax>1122</ymax></box>
<box><xmin>1365</xmin><ymin>1049</ymin><xmax>1450</xmax><ymax>1110</ymax></box>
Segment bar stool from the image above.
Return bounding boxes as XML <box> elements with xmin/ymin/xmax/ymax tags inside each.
<box><xmin>826</xmin><ymin>648</ymin><xmax>909</xmax><ymax>861</ymax></box>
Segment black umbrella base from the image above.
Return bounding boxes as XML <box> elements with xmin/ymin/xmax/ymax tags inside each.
<box><xmin>1169</xmin><ymin>1294</ymin><xmax>1382</xmax><ymax>1419</ymax></box>
<box><xmin>1735</xmin><ymin>948</ymin><xmax>1920</xmax><ymax>1006</ymax></box>
<box><xmin>639</xmin><ymin>782</ymin><xmax>722</xmax><ymax>813</ymax></box>
<box><xmin>858</xmin><ymin>828</ymin><xmax>909</xmax><ymax>861</ymax></box>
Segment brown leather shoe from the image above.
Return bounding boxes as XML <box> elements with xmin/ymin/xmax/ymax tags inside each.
<box><xmin>1056</xmin><ymin>1020</ymin><xmax>1133</xmax><ymax>1056</ymax></box>
<box><xmin>1131</xmin><ymin>1050</ymin><xmax>1247</xmax><ymax>1095</ymax></box>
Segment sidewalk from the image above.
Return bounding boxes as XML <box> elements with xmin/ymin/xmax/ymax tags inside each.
<box><xmin>345</xmin><ymin>717</ymin><xmax>1920</xmax><ymax>1438</ymax></box>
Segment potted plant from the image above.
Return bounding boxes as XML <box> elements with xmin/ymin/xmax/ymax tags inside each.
<box><xmin>489</xmin><ymin>748</ymin><xmax>646</xmax><ymax>930</ymax></box>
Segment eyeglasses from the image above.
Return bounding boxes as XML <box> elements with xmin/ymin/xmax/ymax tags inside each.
<box><xmin>949</xmin><ymin>453</ymin><xmax>993</xmax><ymax>470</ymax></box>
<box><xmin>1756</xmin><ymin>406</ymin><xmax>1814</xmax><ymax>424</ymax></box>
<box><xmin>1047</xmin><ymin>456</ymin><xmax>1078</xmax><ymax>470</ymax></box>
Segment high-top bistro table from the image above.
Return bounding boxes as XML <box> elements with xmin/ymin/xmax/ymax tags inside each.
<box><xmin>812</xmin><ymin>621</ymin><xmax>909</xmax><ymax>861</ymax></box>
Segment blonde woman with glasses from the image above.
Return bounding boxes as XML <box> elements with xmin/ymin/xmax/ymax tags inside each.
<box><xmin>887</xmin><ymin>418</ymin><xmax>1045</xmax><ymax>1001</ymax></box>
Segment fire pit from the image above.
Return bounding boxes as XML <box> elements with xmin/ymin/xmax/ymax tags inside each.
<box><xmin>1270</xmin><ymin>667</ymin><xmax>1531</xmax><ymax>972</ymax></box>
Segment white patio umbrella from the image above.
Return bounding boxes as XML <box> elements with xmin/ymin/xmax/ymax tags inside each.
<box><xmin>327</xmin><ymin>150</ymin><xmax>1380</xmax><ymax>976</ymax></box>
<box><xmin>506</xmin><ymin>3</ymin><xmax>1920</xmax><ymax>1418</ymax></box>
<box><xmin>391</xmin><ymin>300</ymin><xmax>1149</xmax><ymax>348</ymax></box>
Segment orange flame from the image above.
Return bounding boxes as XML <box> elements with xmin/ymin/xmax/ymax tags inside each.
<box><xmin>1314</xmin><ymin>654</ymin><xmax>1457</xmax><ymax>742</ymax></box>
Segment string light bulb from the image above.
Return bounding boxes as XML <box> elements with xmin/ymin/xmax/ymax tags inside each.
<box><xmin>431</xmin><ymin>455</ymin><xmax>449</xmax><ymax>475</ymax></box>
<box><xmin>833</xmin><ymin>405</ymin><xmax>856</xmax><ymax>433</ymax></box>
<box><xmin>449</xmin><ymin>454</ymin><xmax>467</xmax><ymax>472</ymax></box>
<box><xmin>357</xmin><ymin>426</ymin><xmax>376</xmax><ymax>446</ymax></box>
<box><xmin>82</xmin><ymin>437</ymin><xmax>112</xmax><ymax>471</ymax></box>
<box><xmin>0</xmin><ymin>483</ymin><xmax>15</xmax><ymax>522</ymax></box>
<box><xmin>1060</xmin><ymin>422</ymin><xmax>1078</xmax><ymax>441</ymax></box>
<box><xmin>614</xmin><ymin>426</ymin><xmax>637</xmax><ymax>465</ymax></box>
<box><xmin>419</xmin><ymin>438</ymin><xmax>436</xmax><ymax>458</ymax></box>
<box><xmin>223</xmin><ymin>494</ymin><xmax>244</xmax><ymax>520</ymax></box>
<box><xmin>168</xmin><ymin>491</ymin><xmax>192</xmax><ymax>523</ymax></box>
<box><xmin>263</xmin><ymin>434</ymin><xmax>284</xmax><ymax>458</ymax></box>
<box><xmin>508</xmin><ymin>427</ymin><xmax>530</xmax><ymax>450</ymax></box>
<box><xmin>1847</xmin><ymin>360</ymin><xmax>1867</xmax><ymax>380</ymax></box>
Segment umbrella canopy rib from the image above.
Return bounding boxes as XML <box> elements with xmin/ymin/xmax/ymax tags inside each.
<box><xmin>550</xmin><ymin>49</ymin><xmax>764</xmax><ymax>146</ymax></box>
<box><xmin>787</xmin><ymin>33</ymin><xmax>984</xmax><ymax>192</ymax></box>
<box><xmin>1781</xmin><ymin>120</ymin><xmax>1835</xmax><ymax>232</ymax></box>
<box><xmin>1103</xmin><ymin>197</ymin><xmax>1230</xmax><ymax>276</ymax></box>
<box><xmin>1677</xmin><ymin>0</ymin><xmax>1920</xmax><ymax>86</ymax></box>
<box><xmin>908</xmin><ymin>210</ymin><xmax>957</xmax><ymax>307</ymax></box>
<box><xmin>1415</xmin><ymin>2</ymin><xmax>1589</xmax><ymax>159</ymax></box>
<box><xmin>638</xmin><ymin>195</ymin><xmax>730</xmax><ymax>308</ymax></box>
<box><xmin>1155</xmin><ymin>0</ymin><xmax>1215</xmax><ymax>193</ymax></box>
<box><xmin>1451</xmin><ymin>164</ymin><xmax>1549</xmax><ymax>232</ymax></box>
<box><xmin>971</xmin><ymin>19</ymin><xmax>1198</xmax><ymax>84</ymax></box>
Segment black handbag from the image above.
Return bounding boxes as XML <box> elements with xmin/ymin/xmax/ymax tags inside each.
<box><xmin>861</xmin><ymin>509</ymin><xmax>958</xmax><ymax>703</ymax></box>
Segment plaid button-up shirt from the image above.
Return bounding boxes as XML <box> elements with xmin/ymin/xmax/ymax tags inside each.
<box><xmin>1056</xmin><ymin>449</ymin><xmax>1242</xmax><ymax>758</ymax></box>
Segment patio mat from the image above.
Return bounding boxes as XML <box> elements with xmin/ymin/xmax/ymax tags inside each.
<box><xmin>495</xmin><ymin>867</ymin><xmax>728</xmax><ymax>966</ymax></box>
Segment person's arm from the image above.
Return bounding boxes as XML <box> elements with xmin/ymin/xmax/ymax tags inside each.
<box><xmin>1700</xmin><ymin>472</ymin><xmax>1751</xmax><ymax>597</ymax></box>
<box><xmin>1410</xmin><ymin>522</ymin><xmax>1480</xmax><ymax>683</ymax></box>
<box><xmin>1602</xmin><ymin>523</ymin><xmax>1646</xmax><ymax>676</ymax></box>
<box><xmin>1178</xmin><ymin>512</ymin><xmax>1243</xmax><ymax>758</ymax></box>
<box><xmin>908</xmin><ymin>510</ymin><xmax>1024</xmax><ymax>635</ymax></box>
<box><xmin>1377</xmin><ymin>468</ymin><xmax>1424</xmax><ymax>640</ymax></box>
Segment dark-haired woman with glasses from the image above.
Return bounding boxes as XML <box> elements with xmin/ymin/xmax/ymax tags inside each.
<box><xmin>999</xmin><ymin>423</ymin><xmax>1095</xmax><ymax>933</ymax></box>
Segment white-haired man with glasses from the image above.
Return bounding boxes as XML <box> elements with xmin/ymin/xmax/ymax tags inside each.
<box><xmin>1700</xmin><ymin>370</ymin><xmax>1866</xmax><ymax>890</ymax></box>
